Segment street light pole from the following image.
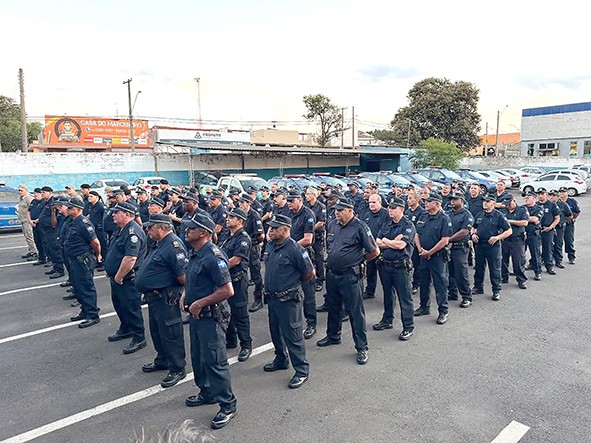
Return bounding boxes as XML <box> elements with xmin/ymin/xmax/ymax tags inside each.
<box><xmin>123</xmin><ymin>78</ymin><xmax>135</xmax><ymax>152</ymax></box>
<box><xmin>494</xmin><ymin>105</ymin><xmax>508</xmax><ymax>157</ymax></box>
<box><xmin>194</xmin><ymin>77</ymin><xmax>202</xmax><ymax>128</ymax></box>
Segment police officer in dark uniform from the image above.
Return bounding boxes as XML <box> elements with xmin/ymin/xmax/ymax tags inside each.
<box><xmin>262</xmin><ymin>214</ymin><xmax>314</xmax><ymax>389</ymax></box>
<box><xmin>344</xmin><ymin>181</ymin><xmax>365</xmax><ymax>215</ymax></box>
<box><xmin>466</xmin><ymin>183</ymin><xmax>484</xmax><ymax>218</ymax></box>
<box><xmin>361</xmin><ymin>193</ymin><xmax>389</xmax><ymax>299</ymax></box>
<box><xmin>54</xmin><ymin>197</ymin><xmax>74</xmax><ymax>290</ymax></box>
<box><xmin>471</xmin><ymin>195</ymin><xmax>512</xmax><ymax>301</ymax></box>
<box><xmin>80</xmin><ymin>183</ymin><xmax>91</xmax><ymax>216</ymax></box>
<box><xmin>103</xmin><ymin>191</ymin><xmax>119</xmax><ymax>245</ymax></box>
<box><xmin>405</xmin><ymin>191</ymin><xmax>424</xmax><ymax>294</ymax></box>
<box><xmin>317</xmin><ymin>198</ymin><xmax>380</xmax><ymax>365</ymax></box>
<box><xmin>208</xmin><ymin>191</ymin><xmax>228</xmax><ymax>242</ymax></box>
<box><xmin>30</xmin><ymin>188</ymin><xmax>48</xmax><ymax>265</ymax></box>
<box><xmin>271</xmin><ymin>188</ymin><xmax>291</xmax><ymax>218</ymax></box>
<box><xmin>167</xmin><ymin>188</ymin><xmax>185</xmax><ymax>233</ymax></box>
<box><xmin>558</xmin><ymin>186</ymin><xmax>580</xmax><ymax>264</ymax></box>
<box><xmin>39</xmin><ymin>186</ymin><xmax>66</xmax><ymax>278</ymax></box>
<box><xmin>524</xmin><ymin>192</ymin><xmax>544</xmax><ymax>281</ymax></box>
<box><xmin>446</xmin><ymin>191</ymin><xmax>474</xmax><ymax>308</ymax></box>
<box><xmin>414</xmin><ymin>192</ymin><xmax>452</xmax><ymax>324</ymax></box>
<box><xmin>550</xmin><ymin>189</ymin><xmax>572</xmax><ymax>268</ymax></box>
<box><xmin>135</xmin><ymin>214</ymin><xmax>187</xmax><ymax>388</ymax></box>
<box><xmin>501</xmin><ymin>195</ymin><xmax>529</xmax><ymax>289</ymax></box>
<box><xmin>136</xmin><ymin>189</ymin><xmax>150</xmax><ymax>223</ymax></box>
<box><xmin>305</xmin><ymin>187</ymin><xmax>327</xmax><ymax>293</ymax></box>
<box><xmin>64</xmin><ymin>198</ymin><xmax>102</xmax><ymax>328</ymax></box>
<box><xmin>286</xmin><ymin>190</ymin><xmax>317</xmax><ymax>339</ymax></box>
<box><xmin>536</xmin><ymin>188</ymin><xmax>560</xmax><ymax>275</ymax></box>
<box><xmin>181</xmin><ymin>212</ymin><xmax>237</xmax><ymax>430</ymax></box>
<box><xmin>219</xmin><ymin>208</ymin><xmax>253</xmax><ymax>362</ymax></box>
<box><xmin>374</xmin><ymin>197</ymin><xmax>416</xmax><ymax>340</ymax></box>
<box><xmin>246</xmin><ymin>186</ymin><xmax>264</xmax><ymax>218</ymax></box>
<box><xmin>104</xmin><ymin>201</ymin><xmax>147</xmax><ymax>354</ymax></box>
<box><xmin>87</xmin><ymin>190</ymin><xmax>107</xmax><ymax>271</ymax></box>
<box><xmin>494</xmin><ymin>181</ymin><xmax>511</xmax><ymax>209</ymax></box>
<box><xmin>239</xmin><ymin>194</ymin><xmax>265</xmax><ymax>312</ymax></box>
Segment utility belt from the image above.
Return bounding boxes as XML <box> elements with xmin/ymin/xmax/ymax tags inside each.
<box><xmin>380</xmin><ymin>258</ymin><xmax>411</xmax><ymax>270</ymax></box>
<box><xmin>194</xmin><ymin>301</ymin><xmax>231</xmax><ymax>325</ymax></box>
<box><xmin>526</xmin><ymin>229</ymin><xmax>540</xmax><ymax>237</ymax></box>
<box><xmin>263</xmin><ymin>286</ymin><xmax>302</xmax><ymax>303</ymax></box>
<box><xmin>329</xmin><ymin>265</ymin><xmax>362</xmax><ymax>277</ymax></box>
<box><xmin>450</xmin><ymin>242</ymin><xmax>469</xmax><ymax>249</ymax></box>
<box><xmin>144</xmin><ymin>286</ymin><xmax>182</xmax><ymax>305</ymax></box>
<box><xmin>505</xmin><ymin>234</ymin><xmax>526</xmax><ymax>242</ymax></box>
<box><xmin>230</xmin><ymin>270</ymin><xmax>247</xmax><ymax>283</ymax></box>
<box><xmin>76</xmin><ymin>251</ymin><xmax>96</xmax><ymax>271</ymax></box>
<box><xmin>556</xmin><ymin>223</ymin><xmax>566</xmax><ymax>229</ymax></box>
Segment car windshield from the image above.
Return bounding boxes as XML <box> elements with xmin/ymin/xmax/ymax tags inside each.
<box><xmin>147</xmin><ymin>179</ymin><xmax>162</xmax><ymax>185</ymax></box>
<box><xmin>442</xmin><ymin>170</ymin><xmax>462</xmax><ymax>180</ymax></box>
<box><xmin>406</xmin><ymin>174</ymin><xmax>430</xmax><ymax>184</ymax></box>
<box><xmin>314</xmin><ymin>176</ymin><xmax>347</xmax><ymax>188</ymax></box>
<box><xmin>0</xmin><ymin>188</ymin><xmax>19</xmax><ymax>203</ymax></box>
<box><xmin>106</xmin><ymin>180</ymin><xmax>129</xmax><ymax>187</ymax></box>
<box><xmin>467</xmin><ymin>171</ymin><xmax>488</xmax><ymax>180</ymax></box>
<box><xmin>482</xmin><ymin>171</ymin><xmax>503</xmax><ymax>180</ymax></box>
<box><xmin>239</xmin><ymin>178</ymin><xmax>271</xmax><ymax>189</ymax></box>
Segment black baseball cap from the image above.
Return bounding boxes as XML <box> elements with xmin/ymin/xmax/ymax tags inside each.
<box><xmin>536</xmin><ymin>187</ymin><xmax>548</xmax><ymax>194</ymax></box>
<box><xmin>482</xmin><ymin>194</ymin><xmax>496</xmax><ymax>202</ymax></box>
<box><xmin>148</xmin><ymin>197</ymin><xmax>165</xmax><ymax>208</ymax></box>
<box><xmin>41</xmin><ymin>186</ymin><xmax>53</xmax><ymax>192</ymax></box>
<box><xmin>182</xmin><ymin>192</ymin><xmax>200</xmax><ymax>203</ymax></box>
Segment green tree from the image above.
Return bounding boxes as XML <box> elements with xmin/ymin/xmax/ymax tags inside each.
<box><xmin>27</xmin><ymin>121</ymin><xmax>43</xmax><ymax>144</ymax></box>
<box><xmin>302</xmin><ymin>94</ymin><xmax>343</xmax><ymax>148</ymax></box>
<box><xmin>368</xmin><ymin>129</ymin><xmax>397</xmax><ymax>145</ymax></box>
<box><xmin>0</xmin><ymin>96</ymin><xmax>21</xmax><ymax>151</ymax></box>
<box><xmin>389</xmin><ymin>77</ymin><xmax>481</xmax><ymax>151</ymax></box>
<box><xmin>410</xmin><ymin>137</ymin><xmax>464</xmax><ymax>170</ymax></box>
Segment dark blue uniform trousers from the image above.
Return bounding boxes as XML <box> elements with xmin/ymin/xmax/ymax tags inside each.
<box><xmin>189</xmin><ymin>316</ymin><xmax>237</xmax><ymax>411</ymax></box>
<box><xmin>448</xmin><ymin>246</ymin><xmax>471</xmax><ymax>301</ymax></box>
<box><xmin>474</xmin><ymin>242</ymin><xmax>502</xmax><ymax>292</ymax></box>
<box><xmin>312</xmin><ymin>237</ymin><xmax>325</xmax><ymax>284</ymax></box>
<box><xmin>302</xmin><ymin>275</ymin><xmax>317</xmax><ymax>328</ymax></box>
<box><xmin>553</xmin><ymin>225</ymin><xmax>566</xmax><ymax>265</ymax></box>
<box><xmin>68</xmin><ymin>256</ymin><xmax>100</xmax><ymax>319</ymax></box>
<box><xmin>411</xmin><ymin>247</ymin><xmax>421</xmax><ymax>289</ymax></box>
<box><xmin>33</xmin><ymin>226</ymin><xmax>46</xmax><ymax>261</ymax></box>
<box><xmin>226</xmin><ymin>276</ymin><xmax>252</xmax><ymax>349</ymax></box>
<box><xmin>43</xmin><ymin>227</ymin><xmax>64</xmax><ymax>272</ymax></box>
<box><xmin>526</xmin><ymin>233</ymin><xmax>542</xmax><ymax>274</ymax></box>
<box><xmin>110</xmin><ymin>278</ymin><xmax>145</xmax><ymax>342</ymax></box>
<box><xmin>249</xmin><ymin>244</ymin><xmax>264</xmax><ymax>298</ymax></box>
<box><xmin>541</xmin><ymin>230</ymin><xmax>555</xmax><ymax>269</ymax></box>
<box><xmin>268</xmin><ymin>296</ymin><xmax>309</xmax><ymax>377</ymax></box>
<box><xmin>326</xmin><ymin>270</ymin><xmax>368</xmax><ymax>351</ymax></box>
<box><xmin>502</xmin><ymin>239</ymin><xmax>527</xmax><ymax>283</ymax></box>
<box><xmin>365</xmin><ymin>259</ymin><xmax>378</xmax><ymax>296</ymax></box>
<box><xmin>148</xmin><ymin>296</ymin><xmax>186</xmax><ymax>373</ymax></box>
<box><xmin>378</xmin><ymin>264</ymin><xmax>414</xmax><ymax>329</ymax></box>
<box><xmin>564</xmin><ymin>222</ymin><xmax>576</xmax><ymax>261</ymax></box>
<box><xmin>419</xmin><ymin>254</ymin><xmax>449</xmax><ymax>314</ymax></box>
<box><xmin>96</xmin><ymin>229</ymin><xmax>108</xmax><ymax>265</ymax></box>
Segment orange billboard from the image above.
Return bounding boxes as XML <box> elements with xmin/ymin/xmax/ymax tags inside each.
<box><xmin>44</xmin><ymin>115</ymin><xmax>150</xmax><ymax>147</ymax></box>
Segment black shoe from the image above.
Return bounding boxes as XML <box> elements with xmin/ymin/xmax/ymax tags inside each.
<box><xmin>122</xmin><ymin>340</ymin><xmax>147</xmax><ymax>354</ymax></box>
<box><xmin>32</xmin><ymin>260</ymin><xmax>47</xmax><ymax>266</ymax></box>
<box><xmin>447</xmin><ymin>295</ymin><xmax>458</xmax><ymax>301</ymax></box>
<box><xmin>471</xmin><ymin>287</ymin><xmax>484</xmax><ymax>295</ymax></box>
<box><xmin>316</xmin><ymin>336</ymin><xmax>341</xmax><ymax>347</ymax></box>
<box><xmin>316</xmin><ymin>303</ymin><xmax>328</xmax><ymax>313</ymax></box>
<box><xmin>555</xmin><ymin>262</ymin><xmax>565</xmax><ymax>269</ymax></box>
<box><xmin>226</xmin><ymin>341</ymin><xmax>238</xmax><ymax>350</ymax></box>
<box><xmin>185</xmin><ymin>393</ymin><xmax>215</xmax><ymax>408</ymax></box>
<box><xmin>22</xmin><ymin>252</ymin><xmax>34</xmax><ymax>259</ymax></box>
<box><xmin>501</xmin><ymin>278</ymin><xmax>509</xmax><ymax>284</ymax></box>
<box><xmin>411</xmin><ymin>286</ymin><xmax>419</xmax><ymax>295</ymax></box>
<box><xmin>362</xmin><ymin>292</ymin><xmax>375</xmax><ymax>300</ymax></box>
<box><xmin>96</xmin><ymin>264</ymin><xmax>105</xmax><ymax>272</ymax></box>
<box><xmin>518</xmin><ymin>282</ymin><xmax>527</xmax><ymax>290</ymax></box>
<box><xmin>70</xmin><ymin>313</ymin><xmax>84</xmax><ymax>322</ymax></box>
<box><xmin>78</xmin><ymin>318</ymin><xmax>100</xmax><ymax>329</ymax></box>
<box><xmin>142</xmin><ymin>362</ymin><xmax>168</xmax><ymax>373</ymax></box>
<box><xmin>341</xmin><ymin>312</ymin><xmax>350</xmax><ymax>322</ymax></box>
<box><xmin>460</xmin><ymin>299</ymin><xmax>472</xmax><ymax>308</ymax></box>
<box><xmin>525</xmin><ymin>264</ymin><xmax>533</xmax><ymax>270</ymax></box>
<box><xmin>399</xmin><ymin>329</ymin><xmax>414</xmax><ymax>341</ymax></box>
<box><xmin>70</xmin><ymin>300</ymin><xmax>80</xmax><ymax>307</ymax></box>
<box><xmin>238</xmin><ymin>348</ymin><xmax>252</xmax><ymax>362</ymax></box>
<box><xmin>356</xmin><ymin>349</ymin><xmax>369</xmax><ymax>365</ymax></box>
<box><xmin>315</xmin><ymin>282</ymin><xmax>323</xmax><ymax>292</ymax></box>
<box><xmin>248</xmin><ymin>300</ymin><xmax>264</xmax><ymax>313</ymax></box>
<box><xmin>546</xmin><ymin>268</ymin><xmax>556</xmax><ymax>275</ymax></box>
<box><xmin>45</xmin><ymin>269</ymin><xmax>56</xmax><ymax>275</ymax></box>
<box><xmin>372</xmin><ymin>321</ymin><xmax>393</xmax><ymax>331</ymax></box>
<box><xmin>211</xmin><ymin>408</ymin><xmax>237</xmax><ymax>430</ymax></box>
<box><xmin>414</xmin><ymin>307</ymin><xmax>430</xmax><ymax>316</ymax></box>
<box><xmin>288</xmin><ymin>374</ymin><xmax>308</xmax><ymax>389</ymax></box>
<box><xmin>263</xmin><ymin>360</ymin><xmax>290</xmax><ymax>372</ymax></box>
<box><xmin>569</xmin><ymin>259</ymin><xmax>576</xmax><ymax>265</ymax></box>
<box><xmin>436</xmin><ymin>313</ymin><xmax>448</xmax><ymax>325</ymax></box>
<box><xmin>67</xmin><ymin>287</ymin><xmax>74</xmax><ymax>293</ymax></box>
<box><xmin>44</xmin><ymin>262</ymin><xmax>53</xmax><ymax>267</ymax></box>
<box><xmin>60</xmin><ymin>280</ymin><xmax>72</xmax><ymax>287</ymax></box>
<box><xmin>62</xmin><ymin>293</ymin><xmax>76</xmax><ymax>300</ymax></box>
<box><xmin>27</xmin><ymin>254</ymin><xmax>39</xmax><ymax>261</ymax></box>
<box><xmin>534</xmin><ymin>273</ymin><xmax>542</xmax><ymax>281</ymax></box>
<box><xmin>161</xmin><ymin>370</ymin><xmax>186</xmax><ymax>388</ymax></box>
<box><xmin>108</xmin><ymin>331</ymin><xmax>132</xmax><ymax>342</ymax></box>
<box><xmin>49</xmin><ymin>272</ymin><xmax>65</xmax><ymax>279</ymax></box>
<box><xmin>492</xmin><ymin>292</ymin><xmax>501</xmax><ymax>301</ymax></box>
<box><xmin>303</xmin><ymin>326</ymin><xmax>317</xmax><ymax>339</ymax></box>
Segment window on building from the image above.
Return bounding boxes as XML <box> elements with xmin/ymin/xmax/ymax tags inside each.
<box><xmin>527</xmin><ymin>143</ymin><xmax>535</xmax><ymax>156</ymax></box>
<box><xmin>584</xmin><ymin>141</ymin><xmax>591</xmax><ymax>157</ymax></box>
<box><xmin>570</xmin><ymin>141</ymin><xmax>578</xmax><ymax>157</ymax></box>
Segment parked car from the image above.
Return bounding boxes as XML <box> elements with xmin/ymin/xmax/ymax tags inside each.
<box><xmin>306</xmin><ymin>174</ymin><xmax>348</xmax><ymax>190</ymax></box>
<box><xmin>339</xmin><ymin>175</ymin><xmax>374</xmax><ymax>190</ymax></box>
<box><xmin>268</xmin><ymin>175</ymin><xmax>317</xmax><ymax>193</ymax></box>
<box><xmin>519</xmin><ymin>166</ymin><xmax>545</xmax><ymax>178</ymax></box>
<box><xmin>496</xmin><ymin>168</ymin><xmax>536</xmax><ymax>184</ymax></box>
<box><xmin>395</xmin><ymin>171</ymin><xmax>445</xmax><ymax>191</ymax></box>
<box><xmin>414</xmin><ymin>167</ymin><xmax>465</xmax><ymax>186</ymax></box>
<box><xmin>217</xmin><ymin>174</ymin><xmax>271</xmax><ymax>196</ymax></box>
<box><xmin>89</xmin><ymin>179</ymin><xmax>130</xmax><ymax>200</ymax></box>
<box><xmin>520</xmin><ymin>173</ymin><xmax>587</xmax><ymax>196</ymax></box>
<box><xmin>130</xmin><ymin>176</ymin><xmax>168</xmax><ymax>192</ymax></box>
<box><xmin>545</xmin><ymin>169</ymin><xmax>591</xmax><ymax>187</ymax></box>
<box><xmin>572</xmin><ymin>165</ymin><xmax>591</xmax><ymax>174</ymax></box>
<box><xmin>454</xmin><ymin>169</ymin><xmax>497</xmax><ymax>193</ymax></box>
<box><xmin>476</xmin><ymin>170</ymin><xmax>513</xmax><ymax>188</ymax></box>
<box><xmin>493</xmin><ymin>170</ymin><xmax>520</xmax><ymax>188</ymax></box>
<box><xmin>192</xmin><ymin>171</ymin><xmax>218</xmax><ymax>187</ymax></box>
<box><xmin>0</xmin><ymin>184</ymin><xmax>20</xmax><ymax>230</ymax></box>
<box><xmin>359</xmin><ymin>172</ymin><xmax>416</xmax><ymax>192</ymax></box>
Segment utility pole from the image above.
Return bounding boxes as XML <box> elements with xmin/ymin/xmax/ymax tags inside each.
<box><xmin>340</xmin><ymin>107</ymin><xmax>346</xmax><ymax>149</ymax></box>
<box><xmin>494</xmin><ymin>105</ymin><xmax>508</xmax><ymax>157</ymax></box>
<box><xmin>406</xmin><ymin>118</ymin><xmax>412</xmax><ymax>148</ymax></box>
<box><xmin>351</xmin><ymin>106</ymin><xmax>355</xmax><ymax>149</ymax></box>
<box><xmin>18</xmin><ymin>69</ymin><xmax>27</xmax><ymax>152</ymax></box>
<box><xmin>194</xmin><ymin>77</ymin><xmax>202</xmax><ymax>128</ymax></box>
<box><xmin>123</xmin><ymin>78</ymin><xmax>135</xmax><ymax>152</ymax></box>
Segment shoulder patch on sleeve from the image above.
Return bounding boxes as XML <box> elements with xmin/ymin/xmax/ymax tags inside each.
<box><xmin>130</xmin><ymin>235</ymin><xmax>139</xmax><ymax>243</ymax></box>
<box><xmin>217</xmin><ymin>260</ymin><xmax>227</xmax><ymax>269</ymax></box>
<box><xmin>172</xmin><ymin>240</ymin><xmax>181</xmax><ymax>248</ymax></box>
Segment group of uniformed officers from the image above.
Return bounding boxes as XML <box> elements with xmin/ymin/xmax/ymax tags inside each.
<box><xmin>15</xmin><ymin>176</ymin><xmax>580</xmax><ymax>430</ymax></box>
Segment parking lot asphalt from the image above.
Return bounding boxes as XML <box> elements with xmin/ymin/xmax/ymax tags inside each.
<box><xmin>0</xmin><ymin>191</ymin><xmax>590</xmax><ymax>442</ymax></box>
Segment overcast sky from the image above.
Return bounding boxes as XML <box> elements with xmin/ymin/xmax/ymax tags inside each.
<box><xmin>2</xmin><ymin>0</ymin><xmax>589</xmax><ymax>136</ymax></box>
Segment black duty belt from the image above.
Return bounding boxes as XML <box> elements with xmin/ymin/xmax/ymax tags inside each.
<box><xmin>231</xmin><ymin>270</ymin><xmax>246</xmax><ymax>282</ymax></box>
<box><xmin>381</xmin><ymin>259</ymin><xmax>409</xmax><ymax>268</ymax></box>
<box><xmin>329</xmin><ymin>266</ymin><xmax>359</xmax><ymax>276</ymax></box>
<box><xmin>451</xmin><ymin>242</ymin><xmax>468</xmax><ymax>249</ymax></box>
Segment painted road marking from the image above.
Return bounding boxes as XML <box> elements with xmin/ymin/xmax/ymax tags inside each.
<box><xmin>0</xmin><ymin>342</ymin><xmax>275</xmax><ymax>443</ymax></box>
<box><xmin>0</xmin><ymin>234</ymin><xmax>24</xmax><ymax>239</ymax></box>
<box><xmin>0</xmin><ymin>246</ymin><xmax>27</xmax><ymax>251</ymax></box>
<box><xmin>0</xmin><ymin>275</ymin><xmax>106</xmax><ymax>297</ymax></box>
<box><xmin>0</xmin><ymin>262</ymin><xmax>31</xmax><ymax>269</ymax></box>
<box><xmin>491</xmin><ymin>421</ymin><xmax>530</xmax><ymax>443</ymax></box>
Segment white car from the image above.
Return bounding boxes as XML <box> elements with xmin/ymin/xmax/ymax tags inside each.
<box><xmin>520</xmin><ymin>173</ymin><xmax>587</xmax><ymax>196</ymax></box>
<box><xmin>89</xmin><ymin>179</ymin><xmax>130</xmax><ymax>200</ymax></box>
<box><xmin>130</xmin><ymin>176</ymin><xmax>168</xmax><ymax>192</ymax></box>
<box><xmin>496</xmin><ymin>168</ymin><xmax>537</xmax><ymax>184</ymax></box>
<box><xmin>545</xmin><ymin>169</ymin><xmax>591</xmax><ymax>187</ymax></box>
<box><xmin>216</xmin><ymin>174</ymin><xmax>271</xmax><ymax>196</ymax></box>
<box><xmin>477</xmin><ymin>170</ymin><xmax>513</xmax><ymax>187</ymax></box>
<box><xmin>519</xmin><ymin>166</ymin><xmax>545</xmax><ymax>178</ymax></box>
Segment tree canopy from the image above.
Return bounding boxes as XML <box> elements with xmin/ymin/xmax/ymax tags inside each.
<box><xmin>0</xmin><ymin>95</ymin><xmax>42</xmax><ymax>152</ymax></box>
<box><xmin>410</xmin><ymin>137</ymin><xmax>464</xmax><ymax>170</ymax></box>
<box><xmin>389</xmin><ymin>77</ymin><xmax>481</xmax><ymax>151</ymax></box>
<box><xmin>302</xmin><ymin>94</ymin><xmax>343</xmax><ymax>148</ymax></box>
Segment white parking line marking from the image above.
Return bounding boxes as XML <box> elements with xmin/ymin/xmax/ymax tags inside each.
<box><xmin>0</xmin><ymin>234</ymin><xmax>23</xmax><ymax>239</ymax></box>
<box><xmin>0</xmin><ymin>275</ymin><xmax>106</xmax><ymax>297</ymax></box>
<box><xmin>491</xmin><ymin>420</ymin><xmax>530</xmax><ymax>443</ymax></box>
<box><xmin>0</xmin><ymin>246</ymin><xmax>26</xmax><ymax>251</ymax></box>
<box><xmin>0</xmin><ymin>342</ymin><xmax>275</xmax><ymax>443</ymax></box>
<box><xmin>0</xmin><ymin>262</ymin><xmax>30</xmax><ymax>269</ymax></box>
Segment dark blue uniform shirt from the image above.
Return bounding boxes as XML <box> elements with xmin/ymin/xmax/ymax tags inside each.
<box><xmin>474</xmin><ymin>209</ymin><xmax>510</xmax><ymax>242</ymax></box>
<box><xmin>525</xmin><ymin>204</ymin><xmax>544</xmax><ymax>235</ymax></box>
<box><xmin>103</xmin><ymin>204</ymin><xmax>118</xmax><ymax>235</ymax></box>
<box><xmin>467</xmin><ymin>195</ymin><xmax>484</xmax><ymax>219</ymax></box>
<box><xmin>416</xmin><ymin>210</ymin><xmax>453</xmax><ymax>250</ymax></box>
<box><xmin>169</xmin><ymin>201</ymin><xmax>185</xmax><ymax>231</ymax></box>
<box><xmin>104</xmin><ymin>220</ymin><xmax>146</xmax><ymax>277</ymax></box>
<box><xmin>220</xmin><ymin>228</ymin><xmax>251</xmax><ymax>275</ymax></box>
<box><xmin>208</xmin><ymin>204</ymin><xmax>227</xmax><ymax>228</ymax></box>
<box><xmin>555</xmin><ymin>199</ymin><xmax>572</xmax><ymax>224</ymax></box>
<box><xmin>327</xmin><ymin>217</ymin><xmax>377</xmax><ymax>273</ymax></box>
<box><xmin>307</xmin><ymin>200</ymin><xmax>327</xmax><ymax>235</ymax></box>
<box><xmin>540</xmin><ymin>200</ymin><xmax>560</xmax><ymax>227</ymax></box>
<box><xmin>501</xmin><ymin>205</ymin><xmax>529</xmax><ymax>238</ymax></box>
<box><xmin>59</xmin><ymin>215</ymin><xmax>72</xmax><ymax>246</ymax></box>
<box><xmin>64</xmin><ymin>215</ymin><xmax>97</xmax><ymax>257</ymax></box>
<box><xmin>290</xmin><ymin>206</ymin><xmax>315</xmax><ymax>242</ymax></box>
<box><xmin>38</xmin><ymin>198</ymin><xmax>55</xmax><ymax>228</ymax></box>
<box><xmin>185</xmin><ymin>241</ymin><xmax>231</xmax><ymax>305</ymax></box>
<box><xmin>135</xmin><ymin>232</ymin><xmax>188</xmax><ymax>292</ymax></box>
<box><xmin>446</xmin><ymin>207</ymin><xmax>474</xmax><ymax>243</ymax></box>
<box><xmin>138</xmin><ymin>201</ymin><xmax>150</xmax><ymax>223</ymax></box>
<box><xmin>405</xmin><ymin>205</ymin><xmax>425</xmax><ymax>227</ymax></box>
<box><xmin>88</xmin><ymin>201</ymin><xmax>105</xmax><ymax>230</ymax></box>
<box><xmin>29</xmin><ymin>199</ymin><xmax>45</xmax><ymax>220</ymax></box>
<box><xmin>495</xmin><ymin>191</ymin><xmax>511</xmax><ymax>203</ymax></box>
<box><xmin>362</xmin><ymin>207</ymin><xmax>389</xmax><ymax>238</ymax></box>
<box><xmin>83</xmin><ymin>196</ymin><xmax>91</xmax><ymax>216</ymax></box>
<box><xmin>564</xmin><ymin>197</ymin><xmax>580</xmax><ymax>217</ymax></box>
<box><xmin>272</xmin><ymin>203</ymin><xmax>292</xmax><ymax>218</ymax></box>
<box><xmin>252</xmin><ymin>199</ymin><xmax>264</xmax><ymax>218</ymax></box>
<box><xmin>244</xmin><ymin>209</ymin><xmax>264</xmax><ymax>244</ymax></box>
<box><xmin>377</xmin><ymin>216</ymin><xmax>416</xmax><ymax>261</ymax></box>
<box><xmin>263</xmin><ymin>237</ymin><xmax>314</xmax><ymax>293</ymax></box>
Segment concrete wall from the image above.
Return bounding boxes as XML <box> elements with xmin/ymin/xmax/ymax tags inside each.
<box><xmin>460</xmin><ymin>155</ymin><xmax>591</xmax><ymax>170</ymax></box>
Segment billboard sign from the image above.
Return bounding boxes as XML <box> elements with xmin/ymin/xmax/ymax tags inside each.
<box><xmin>156</xmin><ymin>128</ymin><xmax>250</xmax><ymax>145</ymax></box>
<box><xmin>44</xmin><ymin>115</ymin><xmax>150</xmax><ymax>147</ymax></box>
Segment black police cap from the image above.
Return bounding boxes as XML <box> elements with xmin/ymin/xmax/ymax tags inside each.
<box><xmin>66</xmin><ymin>198</ymin><xmax>85</xmax><ymax>209</ymax></box>
<box><xmin>144</xmin><ymin>214</ymin><xmax>172</xmax><ymax>227</ymax></box>
<box><xmin>333</xmin><ymin>198</ymin><xmax>354</xmax><ymax>210</ymax></box>
<box><xmin>286</xmin><ymin>191</ymin><xmax>302</xmax><ymax>201</ymax></box>
<box><xmin>41</xmin><ymin>186</ymin><xmax>53</xmax><ymax>192</ymax></box>
<box><xmin>388</xmin><ymin>197</ymin><xmax>406</xmax><ymax>209</ymax></box>
<box><xmin>239</xmin><ymin>194</ymin><xmax>254</xmax><ymax>204</ymax></box>
<box><xmin>482</xmin><ymin>194</ymin><xmax>497</xmax><ymax>202</ymax></box>
<box><xmin>148</xmin><ymin>197</ymin><xmax>165</xmax><ymax>208</ymax></box>
<box><xmin>182</xmin><ymin>212</ymin><xmax>215</xmax><ymax>233</ymax></box>
<box><xmin>112</xmin><ymin>201</ymin><xmax>136</xmax><ymax>214</ymax></box>
<box><xmin>228</xmin><ymin>208</ymin><xmax>247</xmax><ymax>221</ymax></box>
<box><xmin>268</xmin><ymin>214</ymin><xmax>292</xmax><ymax>228</ymax></box>
<box><xmin>182</xmin><ymin>192</ymin><xmax>200</xmax><ymax>203</ymax></box>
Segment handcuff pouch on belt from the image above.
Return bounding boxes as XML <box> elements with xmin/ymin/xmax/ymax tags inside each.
<box><xmin>231</xmin><ymin>270</ymin><xmax>246</xmax><ymax>283</ymax></box>
<box><xmin>76</xmin><ymin>251</ymin><xmax>96</xmax><ymax>272</ymax></box>
<box><xmin>263</xmin><ymin>286</ymin><xmax>302</xmax><ymax>303</ymax></box>
<box><xmin>145</xmin><ymin>286</ymin><xmax>182</xmax><ymax>305</ymax></box>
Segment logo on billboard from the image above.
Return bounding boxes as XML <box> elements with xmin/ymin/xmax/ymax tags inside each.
<box><xmin>55</xmin><ymin>118</ymin><xmax>82</xmax><ymax>142</ymax></box>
